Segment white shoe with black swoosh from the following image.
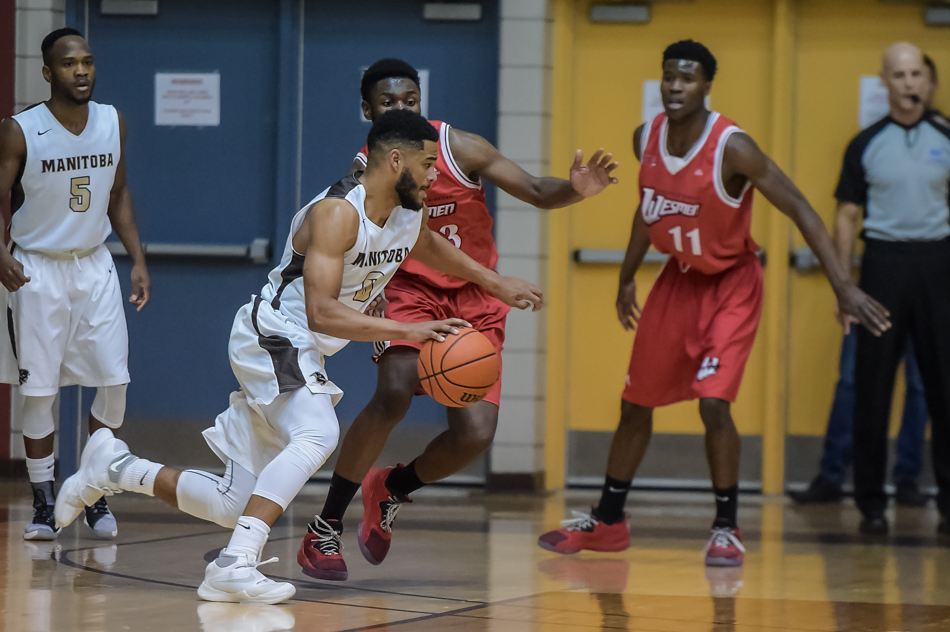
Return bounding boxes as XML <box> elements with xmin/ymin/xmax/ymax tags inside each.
<box><xmin>198</xmin><ymin>553</ymin><xmax>296</xmax><ymax>605</ymax></box>
<box><xmin>54</xmin><ymin>428</ymin><xmax>129</xmax><ymax>529</ymax></box>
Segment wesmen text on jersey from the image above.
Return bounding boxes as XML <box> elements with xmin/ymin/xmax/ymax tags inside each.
<box><xmin>356</xmin><ymin>120</ymin><xmax>498</xmax><ymax>289</ymax></box>
<box><xmin>638</xmin><ymin>112</ymin><xmax>758</xmax><ymax>275</ymax></box>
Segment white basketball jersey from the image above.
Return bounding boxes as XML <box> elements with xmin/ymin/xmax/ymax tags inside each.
<box><xmin>11</xmin><ymin>101</ymin><xmax>119</xmax><ymax>252</ymax></box>
<box><xmin>260</xmin><ymin>173</ymin><xmax>424</xmax><ymax>356</ymax></box>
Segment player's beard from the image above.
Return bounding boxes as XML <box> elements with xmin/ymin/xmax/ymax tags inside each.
<box><xmin>395</xmin><ymin>168</ymin><xmax>424</xmax><ymax>211</ymax></box>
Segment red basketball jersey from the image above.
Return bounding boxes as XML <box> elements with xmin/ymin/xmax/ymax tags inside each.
<box><xmin>638</xmin><ymin>112</ymin><xmax>758</xmax><ymax>275</ymax></box>
<box><xmin>356</xmin><ymin>120</ymin><xmax>498</xmax><ymax>289</ymax></box>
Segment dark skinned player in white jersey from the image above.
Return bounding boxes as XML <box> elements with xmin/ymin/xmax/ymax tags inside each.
<box><xmin>299</xmin><ymin>59</ymin><xmax>619</xmax><ymax>580</ymax></box>
<box><xmin>538</xmin><ymin>40</ymin><xmax>891</xmax><ymax>567</ymax></box>
<box><xmin>0</xmin><ymin>29</ymin><xmax>149</xmax><ymax>541</ymax></box>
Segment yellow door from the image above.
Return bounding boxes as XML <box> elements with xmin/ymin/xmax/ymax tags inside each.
<box><xmin>786</xmin><ymin>0</ymin><xmax>950</xmax><ymax>473</ymax></box>
<box><xmin>551</xmin><ymin>0</ymin><xmax>775</xmax><ymax>484</ymax></box>
<box><xmin>546</xmin><ymin>0</ymin><xmax>950</xmax><ymax>490</ymax></box>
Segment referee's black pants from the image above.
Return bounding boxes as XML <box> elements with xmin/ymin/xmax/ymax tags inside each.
<box><xmin>853</xmin><ymin>238</ymin><xmax>950</xmax><ymax>518</ymax></box>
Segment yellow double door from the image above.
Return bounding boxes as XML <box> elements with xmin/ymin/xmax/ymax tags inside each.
<box><xmin>548</xmin><ymin>0</ymin><xmax>950</xmax><ymax>490</ymax></box>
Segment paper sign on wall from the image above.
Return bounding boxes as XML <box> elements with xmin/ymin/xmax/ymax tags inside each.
<box><xmin>359</xmin><ymin>69</ymin><xmax>429</xmax><ymax>122</ymax></box>
<box><xmin>155</xmin><ymin>73</ymin><xmax>220</xmax><ymax>127</ymax></box>
<box><xmin>859</xmin><ymin>76</ymin><xmax>890</xmax><ymax>129</ymax></box>
<box><xmin>642</xmin><ymin>80</ymin><xmax>664</xmax><ymax>124</ymax></box>
<box><xmin>642</xmin><ymin>80</ymin><xmax>711</xmax><ymax>124</ymax></box>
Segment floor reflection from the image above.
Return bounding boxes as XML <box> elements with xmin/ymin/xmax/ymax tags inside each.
<box><xmin>197</xmin><ymin>604</ymin><xmax>295</xmax><ymax>632</ymax></box>
<box><xmin>4</xmin><ymin>484</ymin><xmax>950</xmax><ymax>631</ymax></box>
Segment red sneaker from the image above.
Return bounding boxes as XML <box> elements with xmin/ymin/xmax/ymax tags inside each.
<box><xmin>297</xmin><ymin>516</ymin><xmax>347</xmax><ymax>581</ymax></box>
<box><xmin>357</xmin><ymin>466</ymin><xmax>410</xmax><ymax>565</ymax></box>
<box><xmin>537</xmin><ymin>510</ymin><xmax>630</xmax><ymax>554</ymax></box>
<box><xmin>703</xmin><ymin>526</ymin><xmax>745</xmax><ymax>567</ymax></box>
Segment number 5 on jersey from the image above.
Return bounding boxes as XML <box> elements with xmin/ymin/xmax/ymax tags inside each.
<box><xmin>70</xmin><ymin>176</ymin><xmax>91</xmax><ymax>212</ymax></box>
<box><xmin>669</xmin><ymin>226</ymin><xmax>701</xmax><ymax>256</ymax></box>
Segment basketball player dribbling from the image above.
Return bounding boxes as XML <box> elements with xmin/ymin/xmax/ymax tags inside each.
<box><xmin>538</xmin><ymin>40</ymin><xmax>892</xmax><ymax>566</ymax></box>
<box><xmin>299</xmin><ymin>59</ymin><xmax>619</xmax><ymax>581</ymax></box>
<box><xmin>0</xmin><ymin>28</ymin><xmax>150</xmax><ymax>541</ymax></box>
<box><xmin>54</xmin><ymin>110</ymin><xmax>541</xmax><ymax>604</ymax></box>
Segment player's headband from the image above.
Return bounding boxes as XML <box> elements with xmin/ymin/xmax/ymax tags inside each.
<box><xmin>664</xmin><ymin>58</ymin><xmax>710</xmax><ymax>77</ymax></box>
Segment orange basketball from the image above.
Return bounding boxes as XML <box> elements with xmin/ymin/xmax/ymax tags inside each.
<box><xmin>417</xmin><ymin>327</ymin><xmax>500</xmax><ymax>407</ymax></box>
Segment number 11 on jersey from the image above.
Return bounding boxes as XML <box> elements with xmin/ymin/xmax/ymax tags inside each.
<box><xmin>668</xmin><ymin>226</ymin><xmax>701</xmax><ymax>256</ymax></box>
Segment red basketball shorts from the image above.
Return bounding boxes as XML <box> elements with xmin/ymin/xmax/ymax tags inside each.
<box><xmin>382</xmin><ymin>271</ymin><xmax>509</xmax><ymax>406</ymax></box>
<box><xmin>623</xmin><ymin>254</ymin><xmax>763</xmax><ymax>408</ymax></box>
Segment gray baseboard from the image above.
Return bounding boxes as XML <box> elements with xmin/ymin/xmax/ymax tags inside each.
<box><xmin>567</xmin><ymin>430</ymin><xmax>762</xmax><ymax>487</ymax></box>
<box><xmin>567</xmin><ymin>430</ymin><xmax>935</xmax><ymax>490</ymax></box>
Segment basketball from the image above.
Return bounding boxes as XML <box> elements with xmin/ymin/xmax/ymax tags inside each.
<box><xmin>417</xmin><ymin>327</ymin><xmax>500</xmax><ymax>407</ymax></box>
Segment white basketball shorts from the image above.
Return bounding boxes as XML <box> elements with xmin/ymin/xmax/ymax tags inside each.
<box><xmin>201</xmin><ymin>296</ymin><xmax>343</xmax><ymax>476</ymax></box>
<box><xmin>0</xmin><ymin>245</ymin><xmax>130</xmax><ymax>396</ymax></box>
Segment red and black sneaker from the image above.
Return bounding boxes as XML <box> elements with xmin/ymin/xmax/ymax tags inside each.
<box><xmin>703</xmin><ymin>526</ymin><xmax>745</xmax><ymax>567</ymax></box>
<box><xmin>297</xmin><ymin>516</ymin><xmax>347</xmax><ymax>581</ymax></box>
<box><xmin>537</xmin><ymin>510</ymin><xmax>630</xmax><ymax>554</ymax></box>
<box><xmin>358</xmin><ymin>466</ymin><xmax>411</xmax><ymax>565</ymax></box>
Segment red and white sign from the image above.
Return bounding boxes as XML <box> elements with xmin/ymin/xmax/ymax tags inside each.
<box><xmin>155</xmin><ymin>72</ymin><xmax>220</xmax><ymax>127</ymax></box>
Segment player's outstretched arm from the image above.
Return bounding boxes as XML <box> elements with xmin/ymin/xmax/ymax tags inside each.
<box><xmin>832</xmin><ymin>201</ymin><xmax>864</xmax><ymax>333</ymax></box>
<box><xmin>724</xmin><ymin>132</ymin><xmax>891</xmax><ymax>336</ymax></box>
<box><xmin>449</xmin><ymin>128</ymin><xmax>618</xmax><ymax>209</ymax></box>
<box><xmin>107</xmin><ymin>112</ymin><xmax>150</xmax><ymax>310</ymax></box>
<box><xmin>0</xmin><ymin>118</ymin><xmax>31</xmax><ymax>292</ymax></box>
<box><xmin>616</xmin><ymin>206</ymin><xmax>651</xmax><ymax>331</ymax></box>
<box><xmin>302</xmin><ymin>200</ymin><xmax>468</xmax><ymax>343</ymax></box>
<box><xmin>411</xmin><ymin>206</ymin><xmax>543</xmax><ymax>311</ymax></box>
<box><xmin>615</xmin><ymin>124</ymin><xmax>651</xmax><ymax>331</ymax></box>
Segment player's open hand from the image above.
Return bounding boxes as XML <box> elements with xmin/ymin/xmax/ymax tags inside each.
<box><xmin>570</xmin><ymin>148</ymin><xmax>619</xmax><ymax>198</ymax></box>
<box><xmin>405</xmin><ymin>318</ymin><xmax>472</xmax><ymax>343</ymax></box>
<box><xmin>836</xmin><ymin>284</ymin><xmax>890</xmax><ymax>336</ymax></box>
<box><xmin>490</xmin><ymin>276</ymin><xmax>543</xmax><ymax>311</ymax></box>
<box><xmin>616</xmin><ymin>279</ymin><xmax>641</xmax><ymax>331</ymax></box>
<box><xmin>366</xmin><ymin>293</ymin><xmax>389</xmax><ymax>318</ymax></box>
<box><xmin>129</xmin><ymin>261</ymin><xmax>150</xmax><ymax>311</ymax></box>
<box><xmin>0</xmin><ymin>249</ymin><xmax>30</xmax><ymax>292</ymax></box>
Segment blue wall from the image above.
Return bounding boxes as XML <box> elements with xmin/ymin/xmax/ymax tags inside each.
<box><xmin>66</xmin><ymin>0</ymin><xmax>499</xmax><ymax>428</ymax></box>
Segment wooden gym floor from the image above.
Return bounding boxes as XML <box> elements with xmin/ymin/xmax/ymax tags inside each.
<box><xmin>2</xmin><ymin>481</ymin><xmax>950</xmax><ymax>631</ymax></box>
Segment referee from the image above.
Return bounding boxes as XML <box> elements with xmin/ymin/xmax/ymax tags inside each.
<box><xmin>835</xmin><ymin>42</ymin><xmax>950</xmax><ymax>534</ymax></box>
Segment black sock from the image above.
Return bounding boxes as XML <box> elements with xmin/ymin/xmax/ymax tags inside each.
<box><xmin>713</xmin><ymin>484</ymin><xmax>739</xmax><ymax>528</ymax></box>
<box><xmin>385</xmin><ymin>460</ymin><xmax>425</xmax><ymax>498</ymax></box>
<box><xmin>593</xmin><ymin>476</ymin><xmax>631</xmax><ymax>524</ymax></box>
<box><xmin>320</xmin><ymin>472</ymin><xmax>361</xmax><ymax>523</ymax></box>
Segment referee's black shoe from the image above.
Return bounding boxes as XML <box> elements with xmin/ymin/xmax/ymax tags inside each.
<box><xmin>894</xmin><ymin>482</ymin><xmax>929</xmax><ymax>508</ymax></box>
<box><xmin>859</xmin><ymin>512</ymin><xmax>889</xmax><ymax>535</ymax></box>
<box><xmin>788</xmin><ymin>476</ymin><xmax>843</xmax><ymax>504</ymax></box>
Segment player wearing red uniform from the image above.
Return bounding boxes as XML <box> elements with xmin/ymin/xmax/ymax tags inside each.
<box><xmin>299</xmin><ymin>59</ymin><xmax>619</xmax><ymax>580</ymax></box>
<box><xmin>538</xmin><ymin>41</ymin><xmax>891</xmax><ymax>566</ymax></box>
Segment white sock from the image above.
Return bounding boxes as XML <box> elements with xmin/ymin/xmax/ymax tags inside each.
<box><xmin>117</xmin><ymin>457</ymin><xmax>163</xmax><ymax>496</ymax></box>
<box><xmin>26</xmin><ymin>455</ymin><xmax>55</xmax><ymax>484</ymax></box>
<box><xmin>222</xmin><ymin>516</ymin><xmax>270</xmax><ymax>561</ymax></box>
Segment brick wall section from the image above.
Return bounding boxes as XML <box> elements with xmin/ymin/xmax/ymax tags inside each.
<box><xmin>489</xmin><ymin>0</ymin><xmax>552</xmax><ymax>489</ymax></box>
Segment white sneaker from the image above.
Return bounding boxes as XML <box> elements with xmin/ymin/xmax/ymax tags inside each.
<box><xmin>54</xmin><ymin>428</ymin><xmax>130</xmax><ymax>529</ymax></box>
<box><xmin>83</xmin><ymin>497</ymin><xmax>119</xmax><ymax>539</ymax></box>
<box><xmin>197</xmin><ymin>554</ymin><xmax>296</xmax><ymax>605</ymax></box>
<box><xmin>197</xmin><ymin>603</ymin><xmax>295</xmax><ymax>632</ymax></box>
